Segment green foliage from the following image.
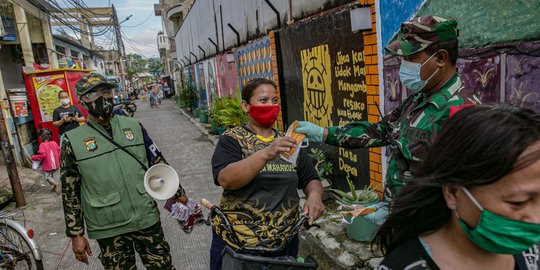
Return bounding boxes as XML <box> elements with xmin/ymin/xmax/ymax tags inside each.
<box><xmin>147</xmin><ymin>58</ymin><xmax>163</xmax><ymax>78</ymax></box>
<box><xmin>210</xmin><ymin>96</ymin><xmax>247</xmax><ymax>128</ymax></box>
<box><xmin>126</xmin><ymin>53</ymin><xmax>148</xmax><ymax>81</ymax></box>
<box><xmin>327</xmin><ymin>177</ymin><xmax>380</xmax><ymax>202</ymax></box>
<box><xmin>179</xmin><ymin>84</ymin><xmax>197</xmax><ymax>107</ymax></box>
<box><xmin>308</xmin><ymin>148</ymin><xmax>333</xmax><ymax>180</ymax></box>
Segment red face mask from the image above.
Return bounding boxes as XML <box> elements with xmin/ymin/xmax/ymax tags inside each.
<box><xmin>248</xmin><ymin>104</ymin><xmax>280</xmax><ymax>127</ymax></box>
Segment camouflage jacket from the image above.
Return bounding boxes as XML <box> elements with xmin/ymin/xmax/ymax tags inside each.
<box><xmin>60</xmin><ymin>122</ymin><xmax>179</xmax><ymax>237</ymax></box>
<box><xmin>326</xmin><ymin>74</ymin><xmax>479</xmax><ymax>199</ymax></box>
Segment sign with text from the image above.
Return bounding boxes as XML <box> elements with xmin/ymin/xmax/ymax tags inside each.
<box><xmin>278</xmin><ymin>10</ymin><xmax>369</xmax><ymax>191</ymax></box>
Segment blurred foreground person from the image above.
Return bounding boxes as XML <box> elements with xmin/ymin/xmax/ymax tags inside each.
<box><xmin>374</xmin><ymin>104</ymin><xmax>540</xmax><ymax>270</ymax></box>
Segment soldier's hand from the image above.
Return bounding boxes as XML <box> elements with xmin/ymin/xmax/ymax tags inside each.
<box><xmin>296</xmin><ymin>121</ymin><xmax>325</xmax><ymax>142</ymax></box>
<box><xmin>72</xmin><ymin>236</ymin><xmax>92</xmax><ymax>264</ymax></box>
<box><xmin>263</xmin><ymin>136</ymin><xmax>296</xmax><ymax>160</ymax></box>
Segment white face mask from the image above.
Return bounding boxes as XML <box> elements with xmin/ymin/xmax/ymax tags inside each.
<box><xmin>60</xmin><ymin>98</ymin><xmax>70</xmax><ymax>106</ymax></box>
<box><xmin>280</xmin><ymin>140</ymin><xmax>309</xmax><ymax>165</ymax></box>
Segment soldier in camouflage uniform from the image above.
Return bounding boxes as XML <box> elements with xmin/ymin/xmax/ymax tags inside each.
<box><xmin>297</xmin><ymin>15</ymin><xmax>479</xmax><ymax>200</ymax></box>
<box><xmin>61</xmin><ymin>73</ymin><xmax>187</xmax><ymax>269</ymax></box>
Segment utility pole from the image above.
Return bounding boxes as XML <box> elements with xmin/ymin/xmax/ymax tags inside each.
<box><xmin>0</xmin><ymin>110</ymin><xmax>25</xmax><ymax>207</ymax></box>
<box><xmin>112</xmin><ymin>5</ymin><xmax>126</xmax><ymax>96</ymax></box>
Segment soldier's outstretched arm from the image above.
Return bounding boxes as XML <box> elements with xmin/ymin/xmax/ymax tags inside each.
<box><xmin>297</xmin><ymin>102</ymin><xmax>405</xmax><ymax>149</ymax></box>
<box><xmin>325</xmin><ymin>100</ymin><xmax>407</xmax><ymax>149</ymax></box>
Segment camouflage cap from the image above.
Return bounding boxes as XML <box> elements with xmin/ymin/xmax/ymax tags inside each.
<box><xmin>386</xmin><ymin>15</ymin><xmax>458</xmax><ymax>56</ymax></box>
<box><xmin>75</xmin><ymin>73</ymin><xmax>116</xmax><ymax>96</ymax></box>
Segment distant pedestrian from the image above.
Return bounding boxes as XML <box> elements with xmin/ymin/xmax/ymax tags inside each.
<box><xmin>52</xmin><ymin>91</ymin><xmax>85</xmax><ymax>140</ymax></box>
<box><xmin>163</xmin><ymin>82</ymin><xmax>170</xmax><ymax>99</ymax></box>
<box><xmin>141</xmin><ymin>89</ymin><xmax>147</xmax><ymax>102</ymax></box>
<box><xmin>158</xmin><ymin>85</ymin><xmax>164</xmax><ymax>105</ymax></box>
<box><xmin>32</xmin><ymin>128</ymin><xmax>60</xmax><ymax>193</ymax></box>
<box><xmin>150</xmin><ymin>85</ymin><xmax>159</xmax><ymax>108</ymax></box>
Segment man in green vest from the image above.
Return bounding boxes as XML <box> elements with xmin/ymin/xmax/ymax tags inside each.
<box><xmin>60</xmin><ymin>73</ymin><xmax>186</xmax><ymax>269</ymax></box>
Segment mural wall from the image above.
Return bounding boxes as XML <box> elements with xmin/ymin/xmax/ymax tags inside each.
<box><xmin>234</xmin><ymin>35</ymin><xmax>274</xmax><ymax>87</ymax></box>
<box><xmin>380</xmin><ymin>0</ymin><xmax>540</xmax><ymax>113</ymax></box>
<box><xmin>277</xmin><ymin>2</ymin><xmax>382</xmax><ymax>192</ymax></box>
<box><xmin>505</xmin><ymin>51</ymin><xmax>540</xmax><ymax>112</ymax></box>
<box><xmin>194</xmin><ymin>63</ymin><xmax>207</xmax><ymax>109</ymax></box>
<box><xmin>203</xmin><ymin>58</ymin><xmax>219</xmax><ymax>105</ymax></box>
<box><xmin>215</xmin><ymin>53</ymin><xmax>238</xmax><ymax>98</ymax></box>
<box><xmin>379</xmin><ymin>0</ymin><xmax>424</xmax><ymax>52</ymax></box>
<box><xmin>234</xmin><ymin>34</ymin><xmax>284</xmax><ymax>130</ymax></box>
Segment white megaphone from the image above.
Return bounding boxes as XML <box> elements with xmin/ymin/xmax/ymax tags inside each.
<box><xmin>143</xmin><ymin>164</ymin><xmax>180</xmax><ymax>200</ymax></box>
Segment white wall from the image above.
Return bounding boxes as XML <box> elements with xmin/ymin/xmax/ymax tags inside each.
<box><xmin>157</xmin><ymin>33</ymin><xmax>169</xmax><ymax>50</ymax></box>
<box><xmin>175</xmin><ymin>0</ymin><xmax>354</xmax><ymax>64</ymax></box>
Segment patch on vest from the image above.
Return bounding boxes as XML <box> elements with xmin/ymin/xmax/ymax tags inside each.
<box><xmin>84</xmin><ymin>137</ymin><xmax>98</xmax><ymax>151</ymax></box>
<box><xmin>123</xmin><ymin>128</ymin><xmax>134</xmax><ymax>141</ymax></box>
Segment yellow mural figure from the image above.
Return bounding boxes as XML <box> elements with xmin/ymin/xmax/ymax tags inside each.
<box><xmin>301</xmin><ymin>44</ymin><xmax>333</xmax><ymax>127</ymax></box>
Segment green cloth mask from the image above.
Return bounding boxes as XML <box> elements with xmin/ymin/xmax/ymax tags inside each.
<box><xmin>458</xmin><ymin>187</ymin><xmax>540</xmax><ymax>254</ymax></box>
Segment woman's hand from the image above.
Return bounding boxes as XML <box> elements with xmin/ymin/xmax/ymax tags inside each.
<box><xmin>303</xmin><ymin>195</ymin><xmax>325</xmax><ymax>225</ymax></box>
<box><xmin>262</xmin><ymin>136</ymin><xmax>297</xmax><ymax>160</ymax></box>
<box><xmin>303</xmin><ymin>180</ymin><xmax>325</xmax><ymax>224</ymax></box>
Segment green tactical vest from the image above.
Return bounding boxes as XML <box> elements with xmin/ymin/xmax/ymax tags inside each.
<box><xmin>65</xmin><ymin>116</ymin><xmax>159</xmax><ymax>239</ymax></box>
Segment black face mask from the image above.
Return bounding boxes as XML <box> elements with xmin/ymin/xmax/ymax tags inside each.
<box><xmin>83</xmin><ymin>96</ymin><xmax>114</xmax><ymax>120</ymax></box>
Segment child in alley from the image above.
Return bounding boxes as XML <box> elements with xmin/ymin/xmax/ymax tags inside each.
<box><xmin>32</xmin><ymin>128</ymin><xmax>61</xmax><ymax>193</ymax></box>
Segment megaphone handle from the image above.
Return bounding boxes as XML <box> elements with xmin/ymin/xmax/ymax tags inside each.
<box><xmin>201</xmin><ymin>198</ymin><xmax>213</xmax><ymax>210</ymax></box>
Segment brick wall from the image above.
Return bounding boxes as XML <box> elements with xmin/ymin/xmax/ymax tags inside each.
<box><xmin>360</xmin><ymin>0</ymin><xmax>384</xmax><ymax>196</ymax></box>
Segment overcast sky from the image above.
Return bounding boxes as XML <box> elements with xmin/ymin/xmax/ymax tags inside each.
<box><xmin>54</xmin><ymin>0</ymin><xmax>163</xmax><ymax>58</ymax></box>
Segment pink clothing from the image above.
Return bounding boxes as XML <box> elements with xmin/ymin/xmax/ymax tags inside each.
<box><xmin>32</xmin><ymin>141</ymin><xmax>60</xmax><ymax>172</ymax></box>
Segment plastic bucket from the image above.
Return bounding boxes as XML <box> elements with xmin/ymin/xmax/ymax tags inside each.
<box><xmin>343</xmin><ymin>215</ymin><xmax>378</xmax><ymax>242</ymax></box>
<box><xmin>199</xmin><ymin>112</ymin><xmax>208</xmax><ymax>123</ymax></box>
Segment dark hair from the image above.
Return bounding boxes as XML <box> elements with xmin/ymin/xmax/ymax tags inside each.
<box><xmin>58</xmin><ymin>90</ymin><xmax>68</xmax><ymax>99</ymax></box>
<box><xmin>424</xmin><ymin>40</ymin><xmax>458</xmax><ymax>65</ymax></box>
<box><xmin>241</xmin><ymin>78</ymin><xmax>277</xmax><ymax>103</ymax></box>
<box><xmin>373</xmin><ymin>104</ymin><xmax>540</xmax><ymax>254</ymax></box>
<box><xmin>37</xmin><ymin>128</ymin><xmax>52</xmax><ymax>142</ymax></box>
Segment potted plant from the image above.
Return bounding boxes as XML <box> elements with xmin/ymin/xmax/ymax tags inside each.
<box><xmin>199</xmin><ymin>109</ymin><xmax>209</xmax><ymax>123</ymax></box>
<box><xmin>327</xmin><ymin>177</ymin><xmax>379</xmax><ymax>206</ymax></box>
<box><xmin>179</xmin><ymin>84</ymin><xmax>197</xmax><ymax>110</ymax></box>
<box><xmin>209</xmin><ymin>96</ymin><xmax>247</xmax><ymax>135</ymax></box>
<box><xmin>327</xmin><ymin>177</ymin><xmax>382</xmax><ymax>242</ymax></box>
<box><xmin>209</xmin><ymin>97</ymin><xmax>226</xmax><ymax>134</ymax></box>
<box><xmin>193</xmin><ymin>107</ymin><xmax>200</xmax><ymax>117</ymax></box>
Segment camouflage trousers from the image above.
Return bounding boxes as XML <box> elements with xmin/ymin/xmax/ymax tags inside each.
<box><xmin>96</xmin><ymin>221</ymin><xmax>175</xmax><ymax>270</ymax></box>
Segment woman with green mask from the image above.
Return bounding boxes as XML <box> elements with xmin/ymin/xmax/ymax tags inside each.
<box><xmin>374</xmin><ymin>104</ymin><xmax>540</xmax><ymax>270</ymax></box>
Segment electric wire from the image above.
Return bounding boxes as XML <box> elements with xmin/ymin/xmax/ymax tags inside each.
<box><xmin>123</xmin><ymin>10</ymin><xmax>153</xmax><ymax>28</ymax></box>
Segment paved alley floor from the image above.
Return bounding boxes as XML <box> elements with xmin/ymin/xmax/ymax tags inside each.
<box><xmin>5</xmin><ymin>99</ymin><xmax>222</xmax><ymax>269</ymax></box>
